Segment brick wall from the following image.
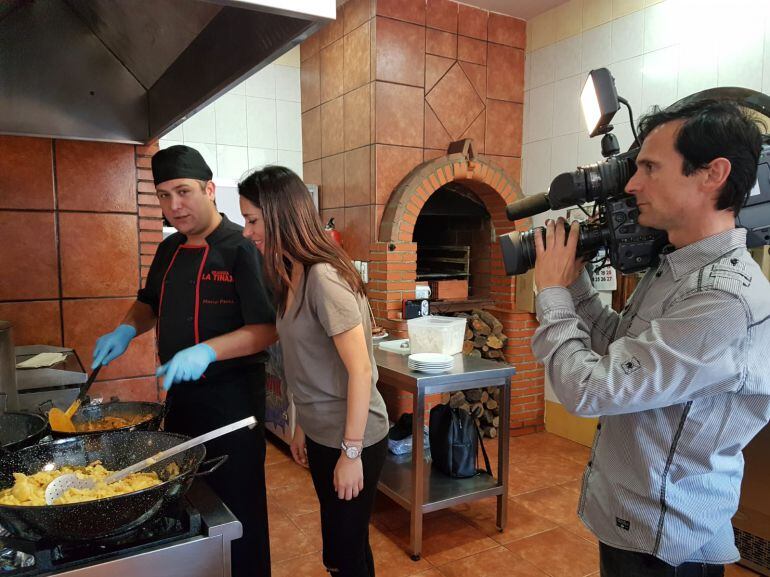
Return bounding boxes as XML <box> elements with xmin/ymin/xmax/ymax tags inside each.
<box><xmin>303</xmin><ymin>0</ymin><xmax>544</xmax><ymax>433</ymax></box>
<box><xmin>0</xmin><ymin>136</ymin><xmax>162</xmax><ymax>402</ymax></box>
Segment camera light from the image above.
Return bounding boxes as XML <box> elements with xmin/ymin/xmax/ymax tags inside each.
<box><xmin>581</xmin><ymin>68</ymin><xmax>620</xmax><ymax>137</ymax></box>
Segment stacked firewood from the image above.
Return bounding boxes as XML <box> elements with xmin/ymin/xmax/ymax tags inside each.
<box><xmin>459</xmin><ymin>309</ymin><xmax>507</xmax><ymax>361</ymax></box>
<box><xmin>443</xmin><ymin>309</ymin><xmax>507</xmax><ymax>438</ymax></box>
<box><xmin>445</xmin><ymin>386</ymin><xmax>502</xmax><ymax>438</ymax></box>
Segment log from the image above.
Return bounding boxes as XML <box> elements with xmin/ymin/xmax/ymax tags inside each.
<box><xmin>449</xmin><ymin>391</ymin><xmax>466</xmax><ymax>409</ymax></box>
<box><xmin>465</xmin><ymin>328</ymin><xmax>473</xmax><ymax>340</ymax></box>
<box><xmin>462</xmin><ymin>340</ymin><xmax>475</xmax><ymax>355</ymax></box>
<box><xmin>492</xmin><ymin>416</ymin><xmax>500</xmax><ymax>428</ymax></box>
<box><xmin>459</xmin><ymin>402</ymin><xmax>470</xmax><ymax>413</ymax></box>
<box><xmin>486</xmin><ymin>426</ymin><xmax>498</xmax><ymax>438</ymax></box>
<box><xmin>485</xmin><ymin>399</ymin><xmax>498</xmax><ymax>411</ymax></box>
<box><xmin>470</xmin><ymin>402</ymin><xmax>484</xmax><ymax>418</ymax></box>
<box><xmin>480</xmin><ymin>391</ymin><xmax>489</xmax><ymax>404</ymax></box>
<box><xmin>465</xmin><ymin>388</ymin><xmax>483</xmax><ymax>402</ymax></box>
<box><xmin>486</xmin><ymin>350</ymin><xmax>504</xmax><ymax>360</ymax></box>
<box><xmin>471</xmin><ymin>318</ymin><xmax>491</xmax><ymax>336</ymax></box>
<box><xmin>468</xmin><ymin>349</ymin><xmax>482</xmax><ymax>358</ymax></box>
<box><xmin>473</xmin><ymin>309</ymin><xmax>503</xmax><ymax>334</ymax></box>
<box><xmin>486</xmin><ymin>335</ymin><xmax>504</xmax><ymax>349</ymax></box>
<box><xmin>472</xmin><ymin>335</ymin><xmax>486</xmax><ymax>348</ymax></box>
<box><xmin>482</xmin><ymin>409</ymin><xmax>495</xmax><ymax>424</ymax></box>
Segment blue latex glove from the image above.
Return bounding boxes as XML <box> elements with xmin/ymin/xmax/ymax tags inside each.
<box><xmin>156</xmin><ymin>343</ymin><xmax>217</xmax><ymax>390</ymax></box>
<box><xmin>91</xmin><ymin>324</ymin><xmax>137</xmax><ymax>369</ymax></box>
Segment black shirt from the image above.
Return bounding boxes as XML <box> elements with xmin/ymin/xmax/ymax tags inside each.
<box><xmin>137</xmin><ymin>214</ymin><xmax>274</xmax><ymax>380</ymax></box>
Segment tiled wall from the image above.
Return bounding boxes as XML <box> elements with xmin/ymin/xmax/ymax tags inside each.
<box><xmin>300</xmin><ymin>0</ymin><xmax>526</xmax><ymax>263</ymax></box>
<box><xmin>159</xmin><ymin>48</ymin><xmax>304</xmax><ymax>181</ymax></box>
<box><xmin>522</xmin><ymin>0</ymin><xmax>770</xmax><ymax>201</ymax></box>
<box><xmin>0</xmin><ymin>137</ymin><xmax>161</xmax><ymax>402</ymax></box>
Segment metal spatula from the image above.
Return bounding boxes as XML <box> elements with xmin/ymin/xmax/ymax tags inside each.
<box><xmin>44</xmin><ymin>415</ymin><xmax>256</xmax><ymax>505</ymax></box>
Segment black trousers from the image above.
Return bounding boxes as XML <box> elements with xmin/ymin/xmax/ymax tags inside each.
<box><xmin>305</xmin><ymin>435</ymin><xmax>388</xmax><ymax>577</ymax></box>
<box><xmin>600</xmin><ymin>542</ymin><xmax>725</xmax><ymax>577</ymax></box>
<box><xmin>165</xmin><ymin>366</ymin><xmax>270</xmax><ymax>577</ymax></box>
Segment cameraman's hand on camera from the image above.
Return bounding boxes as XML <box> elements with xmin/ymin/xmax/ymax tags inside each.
<box><xmin>534</xmin><ymin>218</ymin><xmax>586</xmax><ymax>290</ymax></box>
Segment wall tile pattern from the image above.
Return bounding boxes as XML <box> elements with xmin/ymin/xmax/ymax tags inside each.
<box><xmin>0</xmin><ymin>138</ymin><xmax>162</xmax><ymax>401</ymax></box>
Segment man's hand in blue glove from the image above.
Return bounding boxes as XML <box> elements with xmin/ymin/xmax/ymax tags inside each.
<box><xmin>156</xmin><ymin>343</ymin><xmax>217</xmax><ymax>390</ymax></box>
<box><xmin>92</xmin><ymin>324</ymin><xmax>137</xmax><ymax>369</ymax></box>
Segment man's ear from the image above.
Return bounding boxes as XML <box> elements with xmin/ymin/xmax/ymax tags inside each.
<box><xmin>703</xmin><ymin>157</ymin><xmax>731</xmax><ymax>194</ymax></box>
<box><xmin>205</xmin><ymin>180</ymin><xmax>217</xmax><ymax>202</ymax></box>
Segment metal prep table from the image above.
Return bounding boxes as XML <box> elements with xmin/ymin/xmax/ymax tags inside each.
<box><xmin>374</xmin><ymin>347</ymin><xmax>515</xmax><ymax>560</ymax></box>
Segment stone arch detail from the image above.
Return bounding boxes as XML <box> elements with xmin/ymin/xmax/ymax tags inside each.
<box><xmin>378</xmin><ymin>143</ymin><xmax>525</xmax><ymax>244</ymax></box>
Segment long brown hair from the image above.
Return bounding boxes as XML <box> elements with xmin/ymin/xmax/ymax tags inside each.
<box><xmin>238</xmin><ymin>165</ymin><xmax>365</xmax><ymax>317</ymax></box>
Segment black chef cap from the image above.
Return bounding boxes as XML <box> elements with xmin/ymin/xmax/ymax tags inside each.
<box><xmin>151</xmin><ymin>145</ymin><xmax>213</xmax><ymax>185</ymax></box>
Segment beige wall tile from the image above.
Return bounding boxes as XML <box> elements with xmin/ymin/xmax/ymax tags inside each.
<box><xmin>554</xmin><ymin>0</ymin><xmax>582</xmax><ymax>41</ymax></box>
<box><xmin>530</xmin><ymin>9</ymin><xmax>556</xmax><ymax>51</ymax></box>
<box><xmin>582</xmin><ymin>0</ymin><xmax>612</xmax><ymax>30</ymax></box>
<box><xmin>612</xmin><ymin>0</ymin><xmax>644</xmax><ymax>18</ymax></box>
<box><xmin>526</xmin><ymin>18</ymin><xmax>533</xmax><ymax>52</ymax></box>
<box><xmin>644</xmin><ymin>0</ymin><xmax>665</xmax><ymax>5</ymax></box>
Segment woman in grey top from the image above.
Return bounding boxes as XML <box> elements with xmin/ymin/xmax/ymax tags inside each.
<box><xmin>238</xmin><ymin>166</ymin><xmax>389</xmax><ymax>577</ymax></box>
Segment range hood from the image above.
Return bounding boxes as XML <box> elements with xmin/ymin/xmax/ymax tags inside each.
<box><xmin>0</xmin><ymin>0</ymin><xmax>332</xmax><ymax>144</ymax></box>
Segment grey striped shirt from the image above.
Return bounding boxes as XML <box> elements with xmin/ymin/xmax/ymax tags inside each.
<box><xmin>532</xmin><ymin>228</ymin><xmax>770</xmax><ymax>566</ymax></box>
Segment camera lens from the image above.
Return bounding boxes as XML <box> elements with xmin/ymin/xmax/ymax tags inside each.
<box><xmin>499</xmin><ymin>221</ymin><xmax>609</xmax><ymax>276</ymax></box>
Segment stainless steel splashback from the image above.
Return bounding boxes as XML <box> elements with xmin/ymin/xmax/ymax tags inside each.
<box><xmin>0</xmin><ymin>321</ymin><xmax>19</xmax><ymax>412</ymax></box>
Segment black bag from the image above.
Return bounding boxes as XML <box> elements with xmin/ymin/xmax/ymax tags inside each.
<box><xmin>429</xmin><ymin>404</ymin><xmax>492</xmax><ymax>478</ymax></box>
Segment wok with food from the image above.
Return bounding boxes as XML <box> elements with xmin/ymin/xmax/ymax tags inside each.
<box><xmin>0</xmin><ymin>430</ymin><xmax>221</xmax><ymax>542</ymax></box>
<box><xmin>50</xmin><ymin>400</ymin><xmax>163</xmax><ymax>436</ymax></box>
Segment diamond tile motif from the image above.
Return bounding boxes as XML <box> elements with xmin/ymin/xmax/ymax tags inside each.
<box><xmin>426</xmin><ymin>62</ymin><xmax>485</xmax><ymax>140</ymax></box>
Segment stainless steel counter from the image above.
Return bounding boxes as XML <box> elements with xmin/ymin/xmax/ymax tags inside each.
<box><xmin>374</xmin><ymin>346</ymin><xmax>515</xmax><ymax>560</ymax></box>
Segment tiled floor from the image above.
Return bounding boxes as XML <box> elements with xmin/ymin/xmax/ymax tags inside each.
<box><xmin>264</xmin><ymin>432</ymin><xmax>761</xmax><ymax>577</ymax></box>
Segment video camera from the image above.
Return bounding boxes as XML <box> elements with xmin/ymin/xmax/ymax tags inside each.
<box><xmin>499</xmin><ymin>71</ymin><xmax>770</xmax><ymax>276</ymax></box>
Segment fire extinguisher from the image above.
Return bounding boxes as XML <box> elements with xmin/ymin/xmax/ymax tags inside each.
<box><xmin>325</xmin><ymin>217</ymin><xmax>343</xmax><ymax>247</ymax></box>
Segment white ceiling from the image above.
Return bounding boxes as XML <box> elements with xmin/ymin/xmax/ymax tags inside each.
<box><xmin>457</xmin><ymin>0</ymin><xmax>569</xmax><ymax>20</ymax></box>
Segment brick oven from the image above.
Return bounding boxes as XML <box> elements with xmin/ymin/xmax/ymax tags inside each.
<box><xmin>300</xmin><ymin>0</ymin><xmax>544</xmax><ymax>434</ymax></box>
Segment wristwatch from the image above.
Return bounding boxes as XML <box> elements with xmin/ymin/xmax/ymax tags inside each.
<box><xmin>341</xmin><ymin>440</ymin><xmax>362</xmax><ymax>459</ymax></box>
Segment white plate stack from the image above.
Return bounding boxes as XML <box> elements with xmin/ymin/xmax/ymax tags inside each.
<box><xmin>407</xmin><ymin>353</ymin><xmax>454</xmax><ymax>374</ymax></box>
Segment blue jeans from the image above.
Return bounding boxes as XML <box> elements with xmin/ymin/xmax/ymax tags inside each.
<box><xmin>600</xmin><ymin>542</ymin><xmax>725</xmax><ymax>577</ymax></box>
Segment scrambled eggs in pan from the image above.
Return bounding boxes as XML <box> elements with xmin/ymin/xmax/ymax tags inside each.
<box><xmin>0</xmin><ymin>461</ymin><xmax>178</xmax><ymax>506</ymax></box>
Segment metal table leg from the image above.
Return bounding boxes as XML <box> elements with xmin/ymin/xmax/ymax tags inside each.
<box><xmin>496</xmin><ymin>377</ymin><xmax>511</xmax><ymax>531</ymax></box>
<box><xmin>409</xmin><ymin>388</ymin><xmax>426</xmax><ymax>560</ymax></box>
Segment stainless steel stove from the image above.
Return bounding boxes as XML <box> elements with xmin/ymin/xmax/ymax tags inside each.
<box><xmin>0</xmin><ymin>481</ymin><xmax>241</xmax><ymax>577</ymax></box>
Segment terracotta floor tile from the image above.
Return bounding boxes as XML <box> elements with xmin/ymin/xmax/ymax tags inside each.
<box><xmin>266</xmin><ymin>441</ymin><xmax>292</xmax><ymax>466</ymax></box>
<box><xmin>266</xmin><ymin>459</ymin><xmax>314</xmax><ymax>489</ymax></box>
<box><xmin>270</xmin><ymin>511</ymin><xmax>320</xmax><ymax>563</ymax></box>
<box><xmin>291</xmin><ymin>511</ymin><xmax>324</xmax><ymax>551</ymax></box>
<box><xmin>558</xmin><ymin>480</ymin><xmax>583</xmax><ymax>496</ymax></box>
<box><xmin>451</xmin><ymin>498</ymin><xmax>558</xmax><ymax>545</ymax></box>
<box><xmin>726</xmin><ymin>563</ymin><xmax>763</xmax><ymax>576</ymax></box>
<box><xmin>504</xmin><ymin>527</ymin><xmax>599</xmax><ymax>577</ymax></box>
<box><xmin>510</xmin><ymin>434</ymin><xmax>591</xmax><ymax>465</ymax></box>
<box><xmin>559</xmin><ymin>517</ymin><xmax>597</xmax><ymax>545</ymax></box>
<box><xmin>388</xmin><ymin>512</ymin><xmax>498</xmax><ymax>566</ymax></box>
<box><xmin>272</xmin><ymin>551</ymin><xmax>328</xmax><ymax>577</ymax></box>
<box><xmin>512</xmin><ymin>486</ymin><xmax>580</xmax><ymax>527</ymax></box>
<box><xmin>437</xmin><ymin>545</ymin><xmax>549</xmax><ymax>577</ymax></box>
<box><xmin>268</xmin><ymin>481</ymin><xmax>321</xmax><ymax>519</ymax></box>
<box><xmin>372</xmin><ymin>529</ymin><xmax>433</xmax><ymax>577</ymax></box>
<box><xmin>507</xmin><ymin>455</ymin><xmax>586</xmax><ymax>496</ymax></box>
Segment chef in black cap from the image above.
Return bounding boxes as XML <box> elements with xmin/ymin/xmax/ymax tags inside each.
<box><xmin>91</xmin><ymin>144</ymin><xmax>276</xmax><ymax>577</ymax></box>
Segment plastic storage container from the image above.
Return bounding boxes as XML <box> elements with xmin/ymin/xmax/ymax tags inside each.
<box><xmin>407</xmin><ymin>315</ymin><xmax>467</xmax><ymax>355</ymax></box>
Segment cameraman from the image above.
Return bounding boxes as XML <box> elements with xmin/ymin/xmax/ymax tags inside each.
<box><xmin>531</xmin><ymin>99</ymin><xmax>770</xmax><ymax>577</ymax></box>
